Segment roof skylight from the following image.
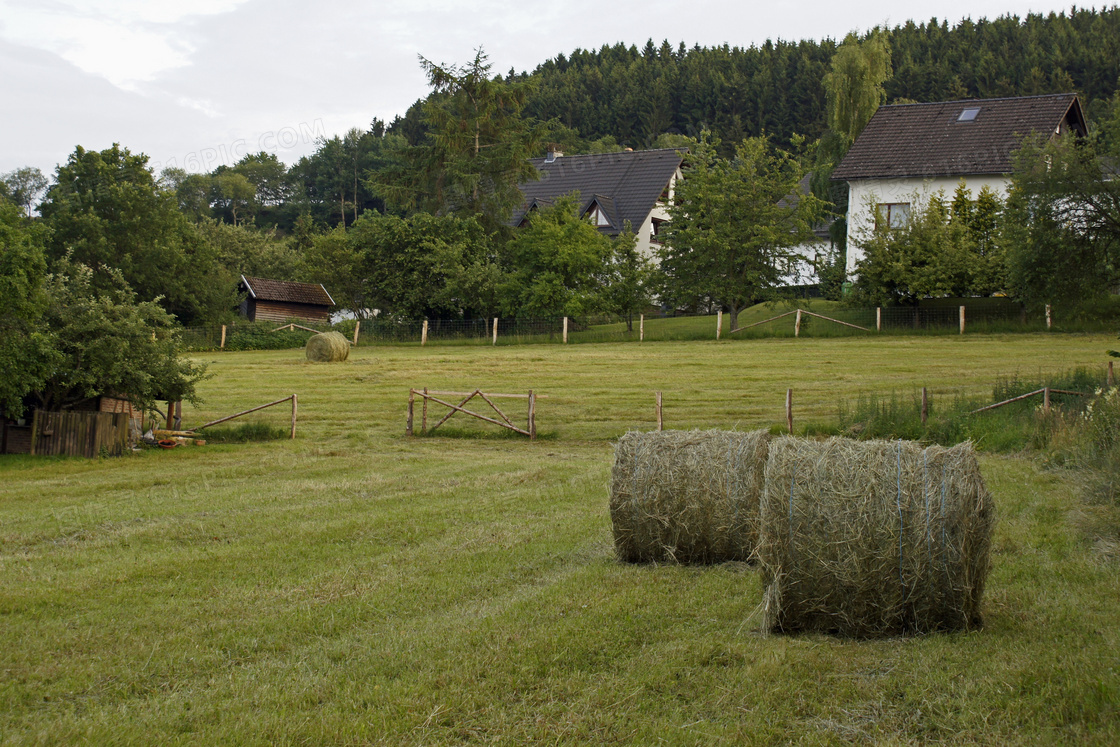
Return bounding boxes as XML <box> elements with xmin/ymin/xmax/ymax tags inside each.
<box><xmin>958</xmin><ymin>107</ymin><xmax>980</xmax><ymax>122</ymax></box>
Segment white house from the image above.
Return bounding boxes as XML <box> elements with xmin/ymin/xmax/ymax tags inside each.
<box><xmin>832</xmin><ymin>93</ymin><xmax>1088</xmax><ymax>277</ymax></box>
<box><xmin>510</xmin><ymin>147</ymin><xmax>685</xmax><ymax>259</ymax></box>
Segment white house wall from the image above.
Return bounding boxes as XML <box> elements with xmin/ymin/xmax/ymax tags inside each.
<box><xmin>845</xmin><ymin>175</ymin><xmax>1012</xmax><ymax>276</ymax></box>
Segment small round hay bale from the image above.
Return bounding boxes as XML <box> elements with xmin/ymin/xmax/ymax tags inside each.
<box><xmin>305</xmin><ymin>331</ymin><xmax>350</xmax><ymax>362</ymax></box>
<box><xmin>609</xmin><ymin>429</ymin><xmax>771</xmax><ymax>564</ymax></box>
<box><xmin>758</xmin><ymin>436</ymin><xmax>994</xmax><ymax>637</ymax></box>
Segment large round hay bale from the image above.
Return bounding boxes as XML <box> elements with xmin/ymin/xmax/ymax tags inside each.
<box><xmin>305</xmin><ymin>331</ymin><xmax>350</xmax><ymax>362</ymax></box>
<box><xmin>758</xmin><ymin>437</ymin><xmax>994</xmax><ymax>637</ymax></box>
<box><xmin>609</xmin><ymin>429</ymin><xmax>771</xmax><ymax>564</ymax></box>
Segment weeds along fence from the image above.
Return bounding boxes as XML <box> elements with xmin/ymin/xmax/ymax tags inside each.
<box><xmin>179</xmin><ymin>301</ymin><xmax>1116</xmax><ymax>351</ymax></box>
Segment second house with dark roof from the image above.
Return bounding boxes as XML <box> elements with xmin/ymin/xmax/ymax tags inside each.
<box><xmin>832</xmin><ymin>93</ymin><xmax>1087</xmax><ymax>277</ymax></box>
<box><xmin>510</xmin><ymin>147</ymin><xmax>686</xmax><ymax>258</ymax></box>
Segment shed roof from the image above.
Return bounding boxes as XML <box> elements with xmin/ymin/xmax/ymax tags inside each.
<box><xmin>510</xmin><ymin>148</ymin><xmax>685</xmax><ymax>232</ymax></box>
<box><xmin>831</xmin><ymin>93</ymin><xmax>1086</xmax><ymax>181</ymax></box>
<box><xmin>240</xmin><ymin>276</ymin><xmax>334</xmax><ymax>307</ymax></box>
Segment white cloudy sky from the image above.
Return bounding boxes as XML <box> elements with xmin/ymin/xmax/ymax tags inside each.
<box><xmin>0</xmin><ymin>0</ymin><xmax>1094</xmax><ymax>176</ymax></box>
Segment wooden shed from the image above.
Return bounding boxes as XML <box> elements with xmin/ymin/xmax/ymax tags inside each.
<box><xmin>239</xmin><ymin>276</ymin><xmax>335</xmax><ymax>324</ymax></box>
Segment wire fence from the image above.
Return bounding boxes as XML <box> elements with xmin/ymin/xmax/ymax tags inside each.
<box><xmin>179</xmin><ymin>301</ymin><xmax>1114</xmax><ymax>352</ymax></box>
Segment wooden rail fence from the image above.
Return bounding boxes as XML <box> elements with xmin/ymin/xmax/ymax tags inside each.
<box><xmin>407</xmin><ymin>388</ymin><xmax>539</xmax><ymax>439</ymax></box>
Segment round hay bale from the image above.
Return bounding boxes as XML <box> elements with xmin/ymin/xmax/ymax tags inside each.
<box><xmin>305</xmin><ymin>331</ymin><xmax>350</xmax><ymax>362</ymax></box>
<box><xmin>609</xmin><ymin>429</ymin><xmax>771</xmax><ymax>564</ymax></box>
<box><xmin>758</xmin><ymin>436</ymin><xmax>994</xmax><ymax>637</ymax></box>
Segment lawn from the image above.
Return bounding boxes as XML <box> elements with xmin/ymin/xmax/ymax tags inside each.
<box><xmin>1</xmin><ymin>334</ymin><xmax>1117</xmax><ymax>744</ymax></box>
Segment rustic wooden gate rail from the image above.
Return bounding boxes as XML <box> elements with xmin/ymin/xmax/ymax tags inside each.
<box><xmin>407</xmin><ymin>389</ymin><xmax>539</xmax><ymax>439</ymax></box>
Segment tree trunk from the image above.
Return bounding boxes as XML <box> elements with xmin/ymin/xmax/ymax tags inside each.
<box><xmin>728</xmin><ymin>306</ymin><xmax>740</xmax><ymax>332</ymax></box>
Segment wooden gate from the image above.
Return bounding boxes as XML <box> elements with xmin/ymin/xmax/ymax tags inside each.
<box><xmin>31</xmin><ymin>410</ymin><xmax>130</xmax><ymax>457</ymax></box>
<box><xmin>406</xmin><ymin>389</ymin><xmax>538</xmax><ymax>439</ymax></box>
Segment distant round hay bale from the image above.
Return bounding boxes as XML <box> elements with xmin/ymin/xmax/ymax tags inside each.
<box><xmin>609</xmin><ymin>429</ymin><xmax>771</xmax><ymax>564</ymax></box>
<box><xmin>758</xmin><ymin>436</ymin><xmax>994</xmax><ymax>637</ymax></box>
<box><xmin>305</xmin><ymin>331</ymin><xmax>350</xmax><ymax>362</ymax></box>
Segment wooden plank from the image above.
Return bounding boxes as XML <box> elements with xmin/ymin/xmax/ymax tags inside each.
<box><xmin>639</xmin><ymin>314</ymin><xmax>644</xmax><ymax>342</ymax></box>
<box><xmin>419</xmin><ymin>390</ymin><xmax>547</xmax><ymax>399</ymax></box>
<box><xmin>431</xmin><ymin>390</ymin><xmax>479</xmax><ymax>431</ymax></box>
<box><xmin>353</xmin><ymin>321</ymin><xmax>360</xmax><ymax>346</ymax></box>
<box><xmin>959</xmin><ymin>305</ymin><xmax>966</xmax><ymax>335</ymax></box>
<box><xmin>716</xmin><ymin>310</ymin><xmax>722</xmax><ymax>340</ymax></box>
<box><xmin>876</xmin><ymin>307</ymin><xmax>881</xmax><ymax>332</ymax></box>
<box><xmin>424</xmin><ymin>393</ymin><xmax>531</xmax><ymax>436</ymax></box>
<box><xmin>406</xmin><ymin>389</ymin><xmax>414</xmax><ymax>436</ymax></box>
<box><xmin>421</xmin><ymin>319</ymin><xmax>429</xmax><ymax>346</ymax></box>
<box><xmin>492</xmin><ymin>317</ymin><xmax>498</xmax><ymax>346</ymax></box>
<box><xmin>422</xmin><ymin>387</ymin><xmax>428</xmax><ymax>433</ymax></box>
<box><xmin>290</xmin><ymin>394</ymin><xmax>298</xmax><ymax>439</ymax></box>
<box><xmin>220</xmin><ymin>324</ymin><xmax>227</xmax><ymax>348</ymax></box>
<box><xmin>969</xmin><ymin>388</ymin><xmax>1045</xmax><ymax>414</ymax></box>
<box><xmin>195</xmin><ymin>396</ymin><xmax>296</xmax><ymax>430</ymax></box>
<box><xmin>656</xmin><ymin>391</ymin><xmax>663</xmax><ymax>431</ymax></box>
<box><xmin>476</xmin><ymin>390</ymin><xmax>516</xmax><ymax>429</ymax></box>
<box><xmin>729</xmin><ymin>309</ymin><xmax>797</xmax><ymax>334</ymax></box>
<box><xmin>794</xmin><ymin>309</ymin><xmax>802</xmax><ymax>337</ymax></box>
<box><xmin>800</xmin><ymin>310</ymin><xmax>871</xmax><ymax>332</ymax></box>
<box><xmin>563</xmin><ymin>317</ymin><xmax>568</xmax><ymax>344</ymax></box>
<box><xmin>528</xmin><ymin>390</ymin><xmax>536</xmax><ymax>440</ymax></box>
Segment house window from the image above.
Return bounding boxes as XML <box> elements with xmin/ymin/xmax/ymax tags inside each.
<box><xmin>650</xmin><ymin>217</ymin><xmax>666</xmax><ymax>244</ymax></box>
<box><xmin>586</xmin><ymin>204</ymin><xmax>611</xmax><ymax>227</ymax></box>
<box><xmin>957</xmin><ymin>107</ymin><xmax>980</xmax><ymax>122</ymax></box>
<box><xmin>875</xmin><ymin>202</ymin><xmax>910</xmax><ymax>230</ymax></box>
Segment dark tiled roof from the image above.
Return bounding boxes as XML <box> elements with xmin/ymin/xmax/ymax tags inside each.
<box><xmin>510</xmin><ymin>148</ymin><xmax>685</xmax><ymax>232</ymax></box>
<box><xmin>241</xmin><ymin>276</ymin><xmax>334</xmax><ymax>306</ymax></box>
<box><xmin>832</xmin><ymin>94</ymin><xmax>1086</xmax><ymax>181</ymax></box>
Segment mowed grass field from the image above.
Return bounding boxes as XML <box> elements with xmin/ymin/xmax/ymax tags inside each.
<box><xmin>2</xmin><ymin>334</ymin><xmax>1118</xmax><ymax>744</ymax></box>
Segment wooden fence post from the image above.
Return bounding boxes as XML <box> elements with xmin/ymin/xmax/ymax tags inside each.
<box><xmin>656</xmin><ymin>391</ymin><xmax>663</xmax><ymax>431</ymax></box>
<box><xmin>563</xmin><ymin>317</ymin><xmax>568</xmax><ymax>344</ymax></box>
<box><xmin>786</xmin><ymin>389</ymin><xmax>793</xmax><ymax>434</ymax></box>
<box><xmin>959</xmin><ymin>306</ymin><xmax>966</xmax><ymax>335</ymax></box>
<box><xmin>795</xmin><ymin>309</ymin><xmax>802</xmax><ymax>337</ymax></box>
<box><xmin>876</xmin><ymin>307</ymin><xmax>882</xmax><ymax>332</ymax></box>
<box><xmin>406</xmin><ymin>389</ymin><xmax>415</xmax><ymax>436</ymax></box>
<box><xmin>716</xmin><ymin>310</ymin><xmax>722</xmax><ymax>340</ymax></box>
<box><xmin>290</xmin><ymin>394</ymin><xmax>298</xmax><ymax>439</ymax></box>
<box><xmin>528</xmin><ymin>390</ymin><xmax>536</xmax><ymax>440</ymax></box>
<box><xmin>220</xmin><ymin>324</ymin><xmax>227</xmax><ymax>349</ymax></box>
<box><xmin>1046</xmin><ymin>304</ymin><xmax>1052</xmax><ymax>330</ymax></box>
<box><xmin>421</xmin><ymin>319</ymin><xmax>429</xmax><ymax>346</ymax></box>
<box><xmin>353</xmin><ymin>321</ymin><xmax>360</xmax><ymax>346</ymax></box>
<box><xmin>921</xmin><ymin>387</ymin><xmax>929</xmax><ymax>425</ymax></box>
<box><xmin>422</xmin><ymin>387</ymin><xmax>428</xmax><ymax>433</ymax></box>
<box><xmin>1043</xmin><ymin>386</ymin><xmax>1051</xmax><ymax>414</ymax></box>
<box><xmin>1109</xmin><ymin>361</ymin><xmax>1115</xmax><ymax>388</ymax></box>
<box><xmin>639</xmin><ymin>314</ymin><xmax>644</xmax><ymax>343</ymax></box>
<box><xmin>492</xmin><ymin>318</ymin><xmax>498</xmax><ymax>345</ymax></box>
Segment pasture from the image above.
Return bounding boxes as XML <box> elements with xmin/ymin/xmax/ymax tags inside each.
<box><xmin>2</xmin><ymin>334</ymin><xmax>1118</xmax><ymax>744</ymax></box>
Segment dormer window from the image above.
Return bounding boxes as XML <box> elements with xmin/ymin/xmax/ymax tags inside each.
<box><xmin>957</xmin><ymin>107</ymin><xmax>980</xmax><ymax>122</ymax></box>
<box><xmin>586</xmin><ymin>202</ymin><xmax>611</xmax><ymax>227</ymax></box>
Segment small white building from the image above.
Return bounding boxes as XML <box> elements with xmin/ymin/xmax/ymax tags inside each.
<box><xmin>510</xmin><ymin>148</ymin><xmax>685</xmax><ymax>259</ymax></box>
<box><xmin>832</xmin><ymin>93</ymin><xmax>1087</xmax><ymax>277</ymax></box>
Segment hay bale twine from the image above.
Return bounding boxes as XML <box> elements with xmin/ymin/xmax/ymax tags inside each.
<box><xmin>305</xmin><ymin>331</ymin><xmax>350</xmax><ymax>362</ymax></box>
<box><xmin>609</xmin><ymin>429</ymin><xmax>771</xmax><ymax>564</ymax></box>
<box><xmin>758</xmin><ymin>437</ymin><xmax>994</xmax><ymax>637</ymax></box>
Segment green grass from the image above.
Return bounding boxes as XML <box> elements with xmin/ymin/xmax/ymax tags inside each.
<box><xmin>2</xmin><ymin>334</ymin><xmax>1118</xmax><ymax>743</ymax></box>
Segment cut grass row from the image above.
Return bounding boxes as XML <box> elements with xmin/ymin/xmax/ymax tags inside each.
<box><xmin>1</xmin><ymin>333</ymin><xmax>1117</xmax><ymax>743</ymax></box>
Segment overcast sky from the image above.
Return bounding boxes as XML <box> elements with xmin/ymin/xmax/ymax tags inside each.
<box><xmin>0</xmin><ymin>0</ymin><xmax>1097</xmax><ymax>177</ymax></box>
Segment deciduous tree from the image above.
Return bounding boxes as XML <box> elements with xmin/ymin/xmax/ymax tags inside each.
<box><xmin>660</xmin><ymin>134</ymin><xmax>825</xmax><ymax>330</ymax></box>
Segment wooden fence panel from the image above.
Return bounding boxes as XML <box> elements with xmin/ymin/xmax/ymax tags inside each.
<box><xmin>31</xmin><ymin>410</ymin><xmax>129</xmax><ymax>457</ymax></box>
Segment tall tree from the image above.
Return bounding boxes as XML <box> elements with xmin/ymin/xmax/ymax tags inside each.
<box><xmin>500</xmin><ymin>193</ymin><xmax>613</xmax><ymax>318</ymax></box>
<box><xmin>374</xmin><ymin>48</ymin><xmax>546</xmax><ymax>233</ymax></box>
<box><xmin>40</xmin><ymin>144</ymin><xmax>236</xmax><ymax>324</ymax></box>
<box><xmin>0</xmin><ymin>201</ymin><xmax>56</xmax><ymax>417</ymax></box>
<box><xmin>2</xmin><ymin>167</ymin><xmax>49</xmax><ymax>218</ymax></box>
<box><xmin>660</xmin><ymin>134</ymin><xmax>825</xmax><ymax>330</ymax></box>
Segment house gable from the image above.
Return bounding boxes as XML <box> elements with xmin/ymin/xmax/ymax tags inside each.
<box><xmin>511</xmin><ymin>148</ymin><xmax>685</xmax><ymax>257</ymax></box>
<box><xmin>832</xmin><ymin>93</ymin><xmax>1085</xmax><ymax>181</ymax></box>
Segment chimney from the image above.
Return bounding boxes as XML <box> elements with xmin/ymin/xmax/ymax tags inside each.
<box><xmin>545</xmin><ymin>146</ymin><xmax>563</xmax><ymax>163</ymax></box>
